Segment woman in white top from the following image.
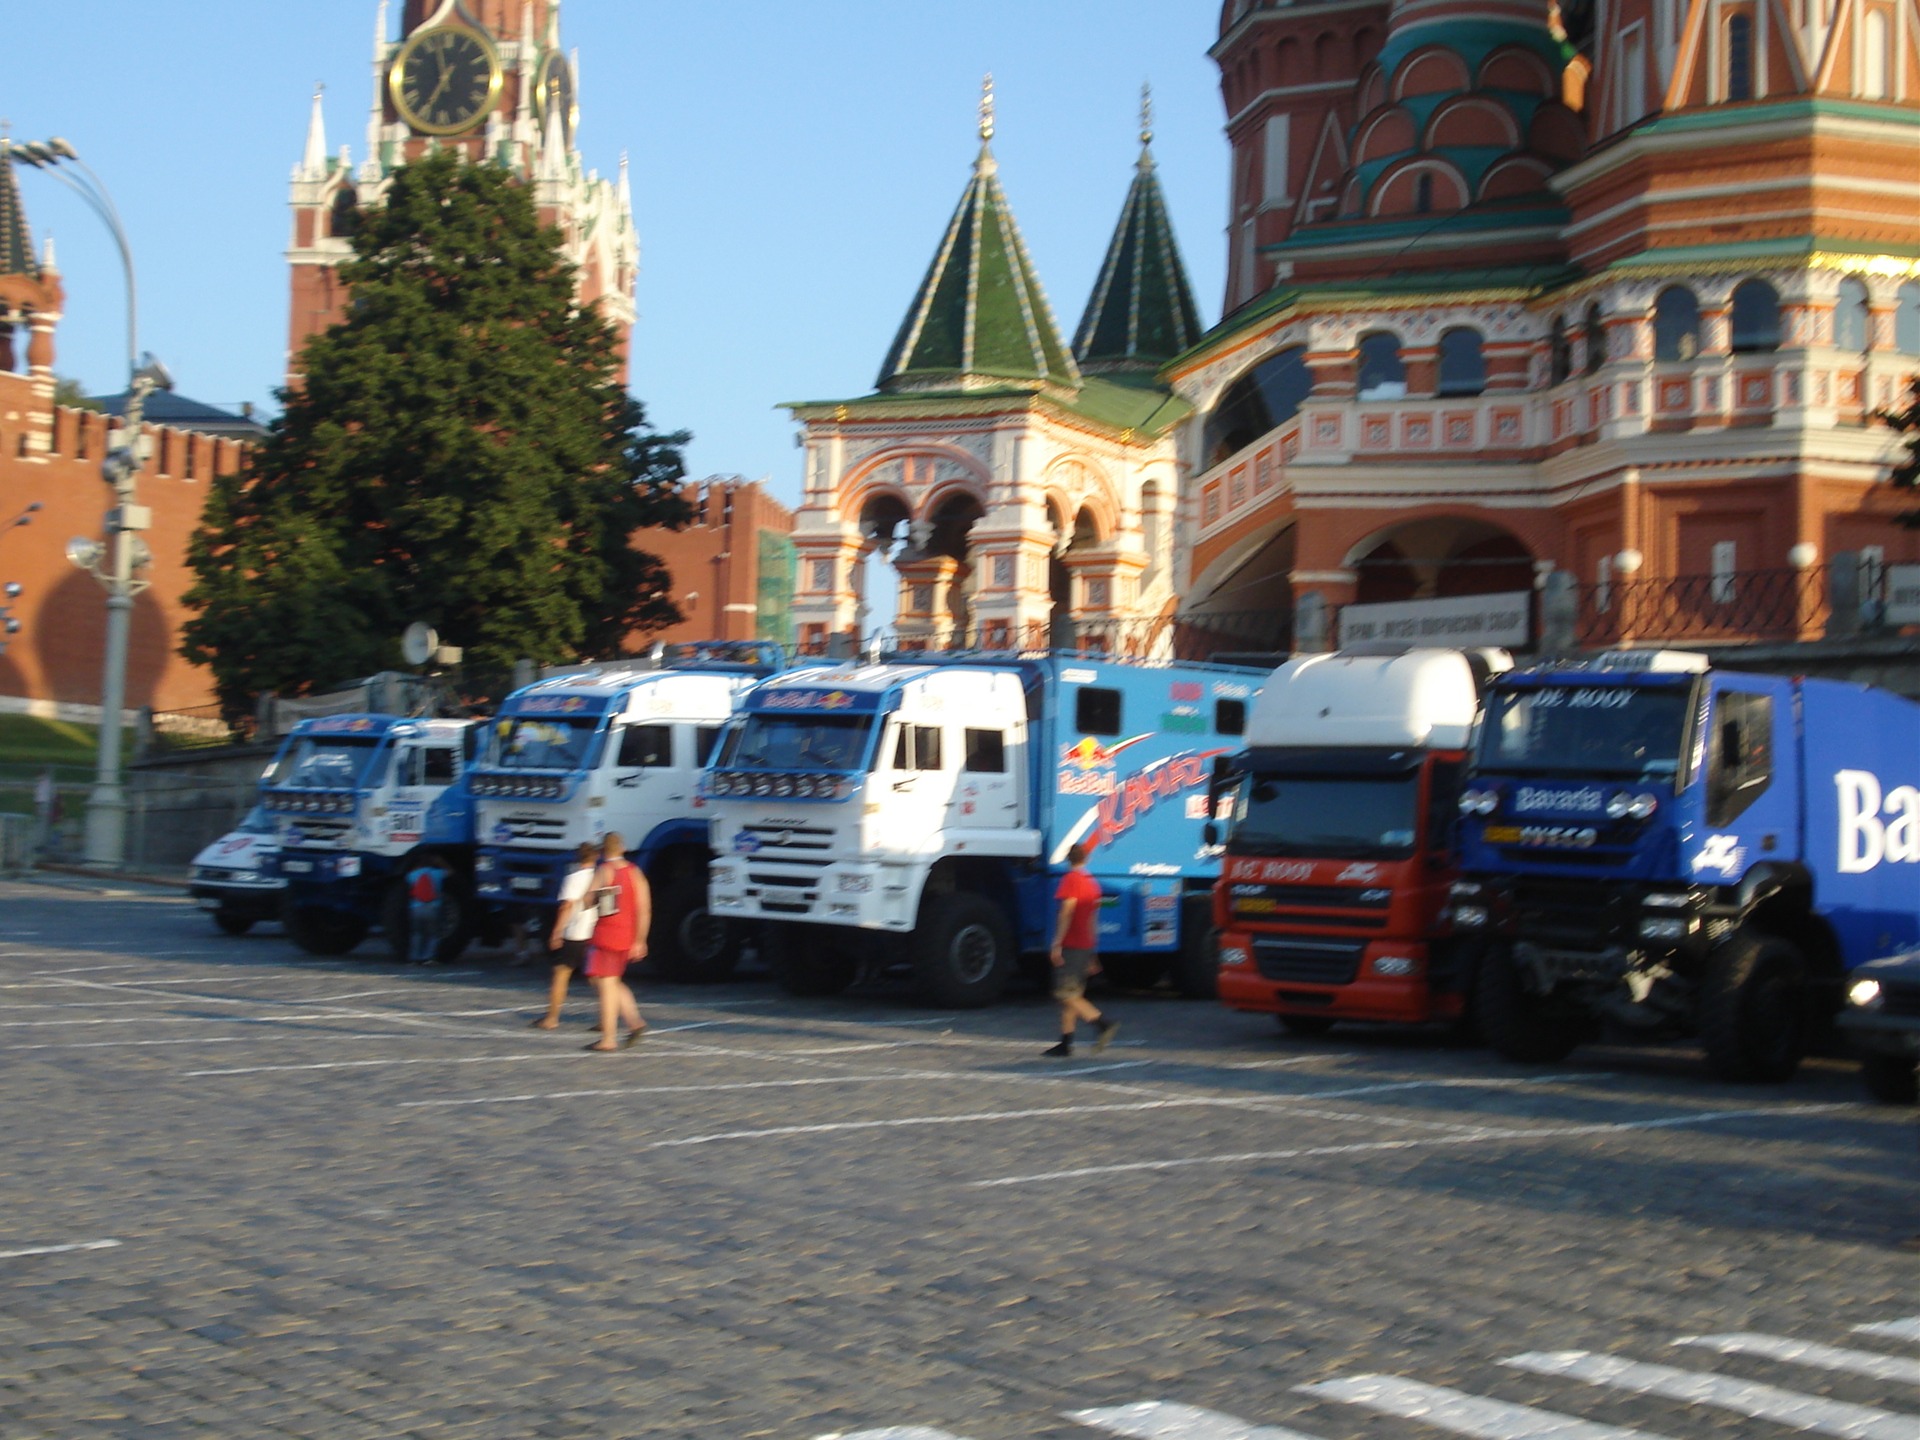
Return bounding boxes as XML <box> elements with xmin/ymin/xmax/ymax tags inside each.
<box><xmin>530</xmin><ymin>841</ymin><xmax>600</xmax><ymax>1029</ymax></box>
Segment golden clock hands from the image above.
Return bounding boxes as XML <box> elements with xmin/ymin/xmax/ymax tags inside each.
<box><xmin>426</xmin><ymin>54</ymin><xmax>454</xmax><ymax>109</ymax></box>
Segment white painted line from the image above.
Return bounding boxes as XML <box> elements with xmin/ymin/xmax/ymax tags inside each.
<box><xmin>400</xmin><ymin>1062</ymin><xmax>1150</xmax><ymax>1109</ymax></box>
<box><xmin>1858</xmin><ymin>1319</ymin><xmax>1920</xmax><ymax>1344</ymax></box>
<box><xmin>0</xmin><ymin>1239</ymin><xmax>122</xmax><ymax>1261</ymax></box>
<box><xmin>0</xmin><ymin>1004</ymin><xmax>528</xmax><ymax>1030</ymax></box>
<box><xmin>1503</xmin><ymin>1351</ymin><xmax>1920</xmax><ymax>1439</ymax></box>
<box><xmin>973</xmin><ymin>1104</ymin><xmax>1845</xmax><ymax>1187</ymax></box>
<box><xmin>1298</xmin><ymin>1375</ymin><xmax>1670</xmax><ymax>1439</ymax></box>
<box><xmin>1677</xmin><ymin>1334</ymin><xmax>1920</xmax><ymax>1386</ymax></box>
<box><xmin>180</xmin><ymin>1020</ymin><xmax>730</xmax><ymax>1075</ymax></box>
<box><xmin>816</xmin><ymin>1429</ymin><xmax>968</xmax><ymax>1440</ymax></box>
<box><xmin>1070</xmin><ymin>1398</ymin><xmax>1325</xmax><ymax>1438</ymax></box>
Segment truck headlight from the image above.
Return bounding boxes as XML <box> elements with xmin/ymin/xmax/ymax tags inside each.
<box><xmin>1458</xmin><ymin>788</ymin><xmax>1498</xmax><ymax>816</ymax></box>
<box><xmin>1372</xmin><ymin>955</ymin><xmax>1418</xmax><ymax>977</ymax></box>
<box><xmin>1638</xmin><ymin>916</ymin><xmax>1690</xmax><ymax>942</ymax></box>
<box><xmin>836</xmin><ymin>873</ymin><xmax>873</xmax><ymax>894</ymax></box>
<box><xmin>1608</xmin><ymin>790</ymin><xmax>1660</xmax><ymax>820</ymax></box>
<box><xmin>1452</xmin><ymin>905</ymin><xmax>1488</xmax><ymax>929</ymax></box>
<box><xmin>1219</xmin><ymin>946</ymin><xmax>1249</xmax><ymax>967</ymax></box>
<box><xmin>336</xmin><ymin>855</ymin><xmax>361</xmax><ymax>878</ymax></box>
<box><xmin>475</xmin><ymin>852</ymin><xmax>494</xmax><ymax>873</ymax></box>
<box><xmin>710</xmin><ymin>865</ymin><xmax>737</xmax><ymax>887</ymax></box>
<box><xmin>1848</xmin><ymin>978</ymin><xmax>1883</xmax><ymax>1009</ymax></box>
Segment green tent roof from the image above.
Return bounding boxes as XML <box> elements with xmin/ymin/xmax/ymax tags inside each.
<box><xmin>1073</xmin><ymin>143</ymin><xmax>1206</xmax><ymax>374</ymax></box>
<box><xmin>0</xmin><ymin>145</ymin><xmax>39</xmax><ymax>280</ymax></box>
<box><xmin>877</xmin><ymin>143</ymin><xmax>1080</xmax><ymax>393</ymax></box>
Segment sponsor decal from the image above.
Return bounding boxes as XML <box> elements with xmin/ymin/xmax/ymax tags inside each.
<box><xmin>1170</xmin><ymin>682</ymin><xmax>1203</xmax><ymax>703</ymax></box>
<box><xmin>1514</xmin><ymin>785</ymin><xmax>1606</xmax><ymax>814</ymax></box>
<box><xmin>1835</xmin><ymin>769</ymin><xmax>1920</xmax><ymax>873</ymax></box>
<box><xmin>491</xmin><ymin>823</ymin><xmax>514</xmax><ymax>845</ymax></box>
<box><xmin>1089</xmin><ymin>748</ymin><xmax>1230</xmax><ymax>848</ymax></box>
<box><xmin>1692</xmin><ymin>833</ymin><xmax>1745</xmax><ymax>876</ymax></box>
<box><xmin>1231</xmin><ymin>858</ymin><xmax>1315</xmax><ymax>883</ymax></box>
<box><xmin>310</xmin><ymin>716</ymin><xmax>379</xmax><ymax>734</ymax></box>
<box><xmin>1524</xmin><ymin>686</ymin><xmax>1637</xmax><ymax>711</ymax></box>
<box><xmin>760</xmin><ymin>689</ymin><xmax>832</xmax><ymax>710</ymax></box>
<box><xmin>1057</xmin><ymin>734</ymin><xmax>1152</xmax><ymax>795</ymax></box>
<box><xmin>1336</xmin><ymin>862</ymin><xmax>1382</xmax><ymax>884</ymax></box>
<box><xmin>1212</xmin><ymin>682</ymin><xmax>1252</xmax><ymax>700</ymax></box>
<box><xmin>515</xmin><ymin>694</ymin><xmax>593</xmax><ymax>716</ymax></box>
<box><xmin>1485</xmin><ymin>823</ymin><xmax>1599</xmax><ymax>849</ymax></box>
<box><xmin>1062</xmin><ymin>668</ymin><xmax>1098</xmax><ymax>684</ymax></box>
<box><xmin>1129</xmin><ymin>862</ymin><xmax>1180</xmax><ymax>876</ymax></box>
<box><xmin>731</xmin><ymin>831</ymin><xmax>761</xmax><ymax>855</ymax></box>
<box><xmin>1144</xmin><ymin>894</ymin><xmax>1179</xmax><ymax>913</ymax></box>
<box><xmin>1161</xmin><ymin>710</ymin><xmax>1208</xmax><ymax>734</ymax></box>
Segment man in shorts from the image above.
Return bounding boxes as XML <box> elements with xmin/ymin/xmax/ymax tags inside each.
<box><xmin>1046</xmin><ymin>840</ymin><xmax>1119</xmax><ymax>1058</ymax></box>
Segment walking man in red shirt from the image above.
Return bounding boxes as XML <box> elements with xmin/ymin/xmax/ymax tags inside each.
<box><xmin>1046</xmin><ymin>840</ymin><xmax>1119</xmax><ymax>1058</ymax></box>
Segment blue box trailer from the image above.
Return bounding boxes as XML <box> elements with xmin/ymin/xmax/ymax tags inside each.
<box><xmin>1449</xmin><ymin>650</ymin><xmax>1920</xmax><ymax>1080</ymax></box>
<box><xmin>702</xmin><ymin>651</ymin><xmax>1265</xmax><ymax>1006</ymax></box>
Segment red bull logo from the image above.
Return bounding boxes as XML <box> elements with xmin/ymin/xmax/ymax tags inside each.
<box><xmin>1090</xmin><ymin>749</ymin><xmax>1229</xmax><ymax>846</ymax></box>
<box><xmin>1058</xmin><ymin>735</ymin><xmax>1150</xmax><ymax>795</ymax></box>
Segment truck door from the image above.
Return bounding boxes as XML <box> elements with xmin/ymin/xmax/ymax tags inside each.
<box><xmin>1694</xmin><ymin>679</ymin><xmax>1799</xmax><ymax>884</ymax></box>
<box><xmin>386</xmin><ymin>743</ymin><xmax>452</xmax><ymax>848</ymax></box>
<box><xmin>882</xmin><ymin>715</ymin><xmax>953</xmax><ymax>846</ymax></box>
<box><xmin>952</xmin><ymin>722</ymin><xmax>1022</xmax><ymax>832</ymax></box>
<box><xmin>607</xmin><ymin>721</ymin><xmax>678</xmax><ymax>829</ymax></box>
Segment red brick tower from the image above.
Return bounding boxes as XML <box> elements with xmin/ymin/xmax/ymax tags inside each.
<box><xmin>285</xmin><ymin>0</ymin><xmax>636</xmax><ymax>383</ymax></box>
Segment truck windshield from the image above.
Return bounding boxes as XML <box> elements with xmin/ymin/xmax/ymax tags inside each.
<box><xmin>489</xmin><ymin>717</ymin><xmax>603</xmax><ymax>771</ymax></box>
<box><xmin>1231</xmin><ymin>773</ymin><xmax>1420</xmax><ymax>859</ymax></box>
<box><xmin>1479</xmin><ymin>684</ymin><xmax>1689</xmax><ymax>779</ymax></box>
<box><xmin>266</xmin><ymin>736</ymin><xmax>383</xmax><ymax>791</ymax></box>
<box><xmin>720</xmin><ymin>714</ymin><xmax>873</xmax><ymax>772</ymax></box>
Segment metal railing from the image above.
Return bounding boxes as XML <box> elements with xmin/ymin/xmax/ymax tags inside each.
<box><xmin>1573</xmin><ymin>566</ymin><xmax>1830</xmax><ymax>648</ymax></box>
<box><xmin>799</xmin><ymin>610</ymin><xmax>1291</xmax><ymax>664</ymax></box>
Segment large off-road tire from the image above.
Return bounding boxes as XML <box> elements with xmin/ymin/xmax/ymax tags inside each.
<box><xmin>1700</xmin><ymin>931</ymin><xmax>1809</xmax><ymax>1083</ymax></box>
<box><xmin>381</xmin><ymin>877</ymin><xmax>475</xmax><ymax>966</ymax></box>
<box><xmin>1862</xmin><ymin>1055</ymin><xmax>1920</xmax><ymax>1105</ymax></box>
<box><xmin>213</xmin><ymin>910</ymin><xmax>255</xmax><ymax>937</ymax></box>
<box><xmin>285</xmin><ymin>906</ymin><xmax>368</xmax><ymax>957</ymax></box>
<box><xmin>1098</xmin><ymin>954</ymin><xmax>1166</xmax><ymax>991</ymax></box>
<box><xmin>1476</xmin><ymin>942</ymin><xmax>1582</xmax><ymax>1064</ymax></box>
<box><xmin>763</xmin><ymin>924</ymin><xmax>857</xmax><ymax>998</ymax></box>
<box><xmin>1173</xmin><ymin>895</ymin><xmax>1221</xmax><ymax>999</ymax></box>
<box><xmin>649</xmin><ymin>868</ymin><xmax>738</xmax><ymax>984</ymax></box>
<box><xmin>910</xmin><ymin>891</ymin><xmax>1013</xmax><ymax>1008</ymax></box>
<box><xmin>1278</xmin><ymin>1014</ymin><xmax>1336</xmax><ymax>1037</ymax></box>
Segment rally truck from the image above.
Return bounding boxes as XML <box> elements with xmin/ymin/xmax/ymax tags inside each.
<box><xmin>263</xmin><ymin>714</ymin><xmax>484</xmax><ymax>962</ymax></box>
<box><xmin>1450</xmin><ymin>650</ymin><xmax>1920</xmax><ymax>1081</ymax></box>
<box><xmin>701</xmin><ymin>653</ymin><xmax>1265</xmax><ymax>1007</ymax></box>
<box><xmin>1209</xmin><ymin>648</ymin><xmax>1507</xmax><ymax>1036</ymax></box>
<box><xmin>470</xmin><ymin>641</ymin><xmax>788</xmax><ymax>982</ymax></box>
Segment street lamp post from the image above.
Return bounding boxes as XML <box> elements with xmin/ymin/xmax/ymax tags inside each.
<box><xmin>13</xmin><ymin>137</ymin><xmax>168</xmax><ymax>867</ymax></box>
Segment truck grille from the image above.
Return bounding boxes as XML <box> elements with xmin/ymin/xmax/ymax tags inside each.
<box><xmin>1508</xmin><ymin>878</ymin><xmax>1636</xmax><ymax>953</ymax></box>
<box><xmin>1251</xmin><ymin>936</ymin><xmax>1365</xmax><ymax>986</ymax></box>
<box><xmin>739</xmin><ymin>824</ymin><xmax>834</xmax><ymax>864</ymax></box>
<box><xmin>284</xmin><ymin>818</ymin><xmax>352</xmax><ymax>846</ymax></box>
<box><xmin>491</xmin><ymin>815</ymin><xmax>568</xmax><ymax>843</ymax></box>
<box><xmin>1230</xmin><ymin>883</ymin><xmax>1390</xmax><ymax>930</ymax></box>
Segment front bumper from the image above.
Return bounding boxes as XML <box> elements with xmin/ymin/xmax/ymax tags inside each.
<box><xmin>707</xmin><ymin>858</ymin><xmax>919</xmax><ymax>932</ymax></box>
<box><xmin>1216</xmin><ymin>933</ymin><xmax>1460</xmax><ymax>1023</ymax></box>
<box><xmin>475</xmin><ymin>847</ymin><xmax>570</xmax><ymax>906</ymax></box>
<box><xmin>188</xmin><ymin>877</ymin><xmax>286</xmax><ymax>918</ymax></box>
<box><xmin>1839</xmin><ymin>1010</ymin><xmax>1920</xmax><ymax>1061</ymax></box>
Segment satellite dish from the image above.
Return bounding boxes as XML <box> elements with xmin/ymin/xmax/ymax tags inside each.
<box><xmin>401</xmin><ymin>622</ymin><xmax>438</xmax><ymax>667</ymax></box>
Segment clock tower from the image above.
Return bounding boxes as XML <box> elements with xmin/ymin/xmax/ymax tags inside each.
<box><xmin>285</xmin><ymin>0</ymin><xmax>637</xmax><ymax>383</ymax></box>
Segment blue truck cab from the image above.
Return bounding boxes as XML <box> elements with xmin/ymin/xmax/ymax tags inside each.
<box><xmin>702</xmin><ymin>652</ymin><xmax>1264</xmax><ymax>1006</ymax></box>
<box><xmin>263</xmin><ymin>714</ymin><xmax>483</xmax><ymax>961</ymax></box>
<box><xmin>1451</xmin><ymin>649</ymin><xmax>1920</xmax><ymax>1080</ymax></box>
<box><xmin>470</xmin><ymin>640</ymin><xmax>788</xmax><ymax>981</ymax></box>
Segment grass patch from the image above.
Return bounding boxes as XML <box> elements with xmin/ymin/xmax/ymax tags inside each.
<box><xmin>0</xmin><ymin>714</ymin><xmax>98</xmax><ymax>765</ymax></box>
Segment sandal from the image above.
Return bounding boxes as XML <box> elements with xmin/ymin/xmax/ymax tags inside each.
<box><xmin>583</xmin><ymin>1042</ymin><xmax>621</xmax><ymax>1053</ymax></box>
<box><xmin>623</xmin><ymin>1026</ymin><xmax>648</xmax><ymax>1049</ymax></box>
<box><xmin>528</xmin><ymin>1018</ymin><xmax>558</xmax><ymax>1030</ymax></box>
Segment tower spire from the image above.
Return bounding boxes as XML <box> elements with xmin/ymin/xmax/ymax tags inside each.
<box><xmin>979</xmin><ymin>73</ymin><xmax>995</xmax><ymax>145</ymax></box>
<box><xmin>1139</xmin><ymin>81</ymin><xmax>1153</xmax><ymax>149</ymax></box>
<box><xmin>302</xmin><ymin>84</ymin><xmax>329</xmax><ymax>179</ymax></box>
<box><xmin>0</xmin><ymin>141</ymin><xmax>38</xmax><ymax>279</ymax></box>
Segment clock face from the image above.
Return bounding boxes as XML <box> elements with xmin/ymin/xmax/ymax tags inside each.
<box><xmin>390</xmin><ymin>25</ymin><xmax>502</xmax><ymax>135</ymax></box>
<box><xmin>537</xmin><ymin>54</ymin><xmax>576</xmax><ymax>144</ymax></box>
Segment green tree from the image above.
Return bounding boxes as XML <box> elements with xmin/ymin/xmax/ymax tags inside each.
<box><xmin>1876</xmin><ymin>375</ymin><xmax>1920</xmax><ymax>529</ymax></box>
<box><xmin>182</xmin><ymin>150</ymin><xmax>690</xmax><ymax>718</ymax></box>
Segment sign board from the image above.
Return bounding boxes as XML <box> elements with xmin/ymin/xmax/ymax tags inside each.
<box><xmin>1885</xmin><ymin>564</ymin><xmax>1920</xmax><ymax>626</ymax></box>
<box><xmin>1337</xmin><ymin>590</ymin><xmax>1532</xmax><ymax>649</ymax></box>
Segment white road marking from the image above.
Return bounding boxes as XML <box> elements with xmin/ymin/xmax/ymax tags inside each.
<box><xmin>1858</xmin><ymin>1318</ymin><xmax>1920</xmax><ymax>1344</ymax></box>
<box><xmin>816</xmin><ymin>1429</ymin><xmax>967</xmax><ymax>1440</ymax></box>
<box><xmin>0</xmin><ymin>1239</ymin><xmax>122</xmax><ymax>1261</ymax></box>
<box><xmin>182</xmin><ymin>1022</ymin><xmax>726</xmax><ymax>1075</ymax></box>
<box><xmin>1677</xmin><ymin>1333</ymin><xmax>1920</xmax><ymax>1386</ymax></box>
<box><xmin>973</xmin><ymin>1104</ymin><xmax>1845</xmax><ymax>1187</ymax></box>
<box><xmin>1299</xmin><ymin>1375</ymin><xmax>1670</xmax><ymax>1439</ymax></box>
<box><xmin>1070</xmin><ymin>1399</ymin><xmax>1325</xmax><ymax>1438</ymax></box>
<box><xmin>399</xmin><ymin>1062</ymin><xmax>1150</xmax><ymax>1108</ymax></box>
<box><xmin>1504</xmin><ymin>1350</ymin><xmax>1920</xmax><ymax>1439</ymax></box>
<box><xmin>0</xmin><ymin>1004</ymin><xmax>527</xmax><ymax>1030</ymax></box>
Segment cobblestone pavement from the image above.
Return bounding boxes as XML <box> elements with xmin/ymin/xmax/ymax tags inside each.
<box><xmin>0</xmin><ymin>877</ymin><xmax>1916</xmax><ymax>1440</ymax></box>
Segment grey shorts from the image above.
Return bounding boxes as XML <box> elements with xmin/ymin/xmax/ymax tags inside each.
<box><xmin>1053</xmin><ymin>948</ymin><xmax>1096</xmax><ymax>1000</ymax></box>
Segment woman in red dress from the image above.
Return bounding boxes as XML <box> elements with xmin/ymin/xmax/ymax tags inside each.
<box><xmin>583</xmin><ymin>832</ymin><xmax>650</xmax><ymax>1052</ymax></box>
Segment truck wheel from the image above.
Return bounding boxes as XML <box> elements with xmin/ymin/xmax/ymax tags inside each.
<box><xmin>763</xmin><ymin>924</ymin><xmax>857</xmax><ymax>997</ymax></box>
<box><xmin>911</xmin><ymin>892</ymin><xmax>1013</xmax><ymax>1008</ymax></box>
<box><xmin>286</xmin><ymin>906</ymin><xmax>367</xmax><ymax>957</ymax></box>
<box><xmin>1862</xmin><ymin>1056</ymin><xmax>1919</xmax><ymax>1105</ymax></box>
<box><xmin>1476</xmin><ymin>942</ymin><xmax>1581</xmax><ymax>1064</ymax></box>
<box><xmin>1173</xmin><ymin>895</ymin><xmax>1220</xmax><ymax>999</ymax></box>
<box><xmin>649</xmin><ymin>869</ymin><xmax>738</xmax><ymax>984</ymax></box>
<box><xmin>1099</xmin><ymin>955</ymin><xmax>1166</xmax><ymax>991</ymax></box>
<box><xmin>1700</xmin><ymin>932</ymin><xmax>1808</xmax><ymax>1083</ymax></box>
<box><xmin>1278</xmin><ymin>1014</ymin><xmax>1335</xmax><ymax>1037</ymax></box>
<box><xmin>213</xmin><ymin>910</ymin><xmax>255</xmax><ymax>937</ymax></box>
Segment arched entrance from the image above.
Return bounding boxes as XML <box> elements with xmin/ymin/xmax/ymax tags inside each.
<box><xmin>1178</xmin><ymin>520</ymin><xmax>1296</xmax><ymax>659</ymax></box>
<box><xmin>1347</xmin><ymin>517</ymin><xmax>1535</xmax><ymax>604</ymax></box>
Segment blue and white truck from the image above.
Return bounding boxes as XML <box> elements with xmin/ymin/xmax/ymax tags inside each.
<box><xmin>1450</xmin><ymin>650</ymin><xmax>1920</xmax><ymax>1080</ymax></box>
<box><xmin>470</xmin><ymin>641</ymin><xmax>788</xmax><ymax>981</ymax></box>
<box><xmin>702</xmin><ymin>653</ymin><xmax>1265</xmax><ymax>1006</ymax></box>
<box><xmin>263</xmin><ymin>714</ymin><xmax>484</xmax><ymax>961</ymax></box>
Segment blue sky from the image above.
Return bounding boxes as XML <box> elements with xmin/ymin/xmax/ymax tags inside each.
<box><xmin>6</xmin><ymin>3</ymin><xmax>1229</xmax><ymax>504</ymax></box>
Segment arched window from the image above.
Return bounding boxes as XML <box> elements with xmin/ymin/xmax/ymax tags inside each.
<box><xmin>1864</xmin><ymin>9</ymin><xmax>1891</xmax><ymax>99</ymax></box>
<box><xmin>1204</xmin><ymin>346</ymin><xmax>1314</xmax><ymax>463</ymax></box>
<box><xmin>1654</xmin><ymin>286</ymin><xmax>1701</xmax><ymax>361</ymax></box>
<box><xmin>1729</xmin><ymin>278</ymin><xmax>1781</xmax><ymax>353</ymax></box>
<box><xmin>1140</xmin><ymin>482</ymin><xmax>1164</xmax><ymax>584</ymax></box>
<box><xmin>330</xmin><ymin>187</ymin><xmax>360</xmax><ymax>239</ymax></box>
<box><xmin>1414</xmin><ymin>173</ymin><xmax>1435</xmax><ymax>214</ymax></box>
<box><xmin>1726</xmin><ymin>14</ymin><xmax>1754</xmax><ymax>100</ymax></box>
<box><xmin>1356</xmin><ymin>331</ymin><xmax>1407</xmax><ymax>400</ymax></box>
<box><xmin>1584</xmin><ymin>302</ymin><xmax>1607</xmax><ymax>373</ymax></box>
<box><xmin>1548</xmin><ymin>315</ymin><xmax>1573</xmax><ymax>385</ymax></box>
<box><xmin>1437</xmin><ymin>327</ymin><xmax>1487</xmax><ymax>396</ymax></box>
<box><xmin>1897</xmin><ymin>281</ymin><xmax>1920</xmax><ymax>355</ymax></box>
<box><xmin>1835</xmin><ymin>277</ymin><xmax>1871</xmax><ymax>352</ymax></box>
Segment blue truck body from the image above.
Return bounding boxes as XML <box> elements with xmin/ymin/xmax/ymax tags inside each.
<box><xmin>264</xmin><ymin>714</ymin><xmax>482</xmax><ymax>960</ymax></box>
<box><xmin>703</xmin><ymin>652</ymin><xmax>1264</xmax><ymax>1005</ymax></box>
<box><xmin>1451</xmin><ymin>651</ymin><xmax>1920</xmax><ymax>1079</ymax></box>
